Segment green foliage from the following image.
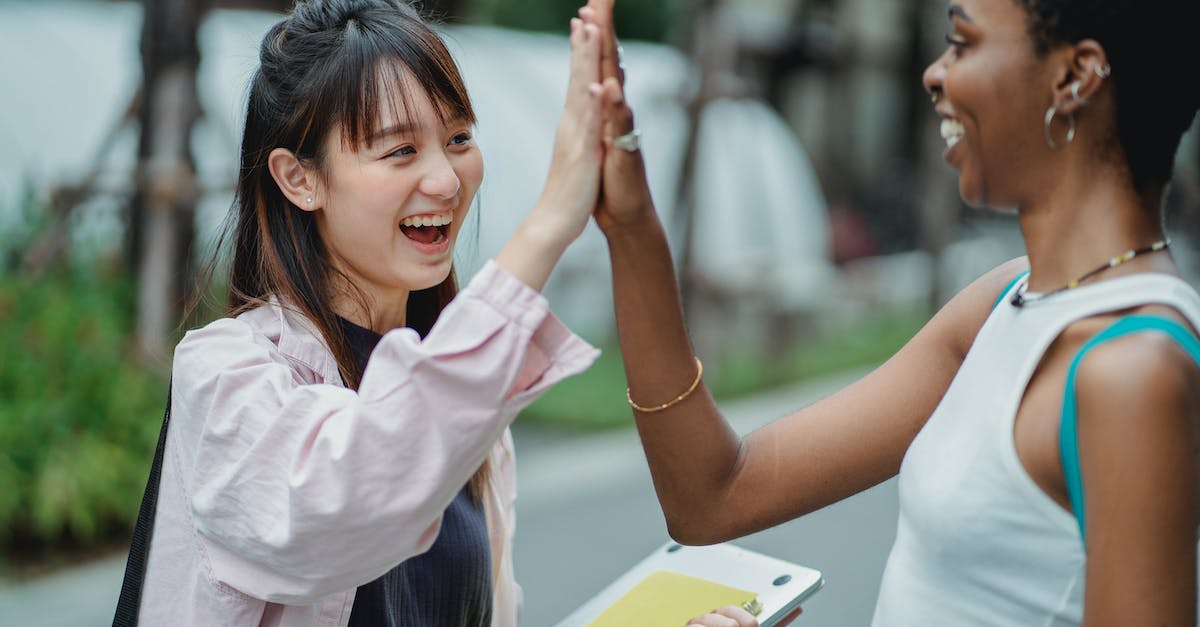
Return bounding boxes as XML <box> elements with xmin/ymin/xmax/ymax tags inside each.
<box><xmin>519</xmin><ymin>309</ymin><xmax>927</xmax><ymax>431</ymax></box>
<box><xmin>467</xmin><ymin>0</ymin><xmax>681</xmax><ymax>42</ymax></box>
<box><xmin>0</xmin><ymin>270</ymin><xmax>167</xmax><ymax>560</ymax></box>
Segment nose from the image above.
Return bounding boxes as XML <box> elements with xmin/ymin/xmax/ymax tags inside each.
<box><xmin>418</xmin><ymin>152</ymin><xmax>461</xmax><ymax>200</ymax></box>
<box><xmin>922</xmin><ymin>53</ymin><xmax>947</xmax><ymax>102</ymax></box>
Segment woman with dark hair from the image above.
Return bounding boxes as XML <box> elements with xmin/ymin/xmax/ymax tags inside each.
<box><xmin>582</xmin><ymin>0</ymin><xmax>1200</xmax><ymax>623</ymax></box>
<box><xmin>135</xmin><ymin>0</ymin><xmax>606</xmax><ymax>624</ymax></box>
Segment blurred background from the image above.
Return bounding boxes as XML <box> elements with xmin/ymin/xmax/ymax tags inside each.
<box><xmin>0</xmin><ymin>0</ymin><xmax>1197</xmax><ymax>625</ymax></box>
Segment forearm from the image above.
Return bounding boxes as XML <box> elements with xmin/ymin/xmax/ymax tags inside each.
<box><xmin>604</xmin><ymin>212</ymin><xmax>745</xmax><ymax>542</ymax></box>
<box><xmin>494</xmin><ymin>207</ymin><xmax>575</xmax><ymax>292</ymax></box>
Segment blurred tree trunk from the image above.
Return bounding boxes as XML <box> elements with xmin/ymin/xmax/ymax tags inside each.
<box><xmin>131</xmin><ymin>0</ymin><xmax>205</xmax><ymax>362</ymax></box>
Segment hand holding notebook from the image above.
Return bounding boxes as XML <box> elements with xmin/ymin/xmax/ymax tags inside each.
<box><xmin>555</xmin><ymin>542</ymin><xmax>823</xmax><ymax>627</ymax></box>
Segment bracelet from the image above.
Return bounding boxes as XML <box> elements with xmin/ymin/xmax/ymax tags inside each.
<box><xmin>626</xmin><ymin>357</ymin><xmax>704</xmax><ymax>413</ymax></box>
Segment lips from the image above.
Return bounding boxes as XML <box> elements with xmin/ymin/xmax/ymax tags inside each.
<box><xmin>399</xmin><ymin>211</ymin><xmax>453</xmax><ymax>246</ymax></box>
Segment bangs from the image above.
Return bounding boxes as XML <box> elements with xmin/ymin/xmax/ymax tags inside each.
<box><xmin>330</xmin><ymin>17</ymin><xmax>475</xmax><ymax>150</ymax></box>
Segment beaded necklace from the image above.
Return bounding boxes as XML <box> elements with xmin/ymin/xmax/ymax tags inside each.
<box><xmin>1011</xmin><ymin>239</ymin><xmax>1171</xmax><ymax>307</ymax></box>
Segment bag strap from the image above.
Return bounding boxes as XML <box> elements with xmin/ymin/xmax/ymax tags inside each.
<box><xmin>1060</xmin><ymin>316</ymin><xmax>1200</xmax><ymax>545</ymax></box>
<box><xmin>111</xmin><ymin>382</ymin><xmax>172</xmax><ymax>627</ymax></box>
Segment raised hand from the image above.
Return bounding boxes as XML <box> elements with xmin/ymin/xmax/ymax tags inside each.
<box><xmin>536</xmin><ymin>14</ymin><xmax>606</xmax><ymax>240</ymax></box>
<box><xmin>578</xmin><ymin>0</ymin><xmax>658</xmax><ymax>233</ymax></box>
<box><xmin>495</xmin><ymin>9</ymin><xmax>605</xmax><ymax>289</ymax></box>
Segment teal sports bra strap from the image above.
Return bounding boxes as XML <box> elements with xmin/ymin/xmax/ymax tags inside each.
<box><xmin>1061</xmin><ymin>315</ymin><xmax>1200</xmax><ymax>544</ymax></box>
<box><xmin>993</xmin><ymin>270</ymin><xmax>1030</xmax><ymax>310</ymax></box>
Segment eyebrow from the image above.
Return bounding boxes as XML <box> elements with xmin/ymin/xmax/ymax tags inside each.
<box><xmin>948</xmin><ymin>4</ymin><xmax>973</xmax><ymax>22</ymax></box>
<box><xmin>368</xmin><ymin>116</ymin><xmax>473</xmax><ymax>145</ymax></box>
<box><xmin>368</xmin><ymin>123</ymin><xmax>416</xmax><ymax>144</ymax></box>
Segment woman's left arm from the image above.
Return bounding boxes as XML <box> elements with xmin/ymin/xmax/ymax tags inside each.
<box><xmin>1077</xmin><ymin>333</ymin><xmax>1200</xmax><ymax>624</ymax></box>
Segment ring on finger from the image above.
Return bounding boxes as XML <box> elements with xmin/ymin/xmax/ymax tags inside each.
<box><xmin>612</xmin><ymin>128</ymin><xmax>641</xmax><ymax>152</ymax></box>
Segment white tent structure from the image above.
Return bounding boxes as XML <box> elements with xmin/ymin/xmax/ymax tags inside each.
<box><xmin>0</xmin><ymin>1</ymin><xmax>833</xmax><ymax>340</ymax></box>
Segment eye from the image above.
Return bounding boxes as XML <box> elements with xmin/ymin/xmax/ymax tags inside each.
<box><xmin>944</xmin><ymin>34</ymin><xmax>968</xmax><ymax>55</ymax></box>
<box><xmin>449</xmin><ymin>132</ymin><xmax>473</xmax><ymax>147</ymax></box>
<box><xmin>387</xmin><ymin>145</ymin><xmax>417</xmax><ymax>158</ymax></box>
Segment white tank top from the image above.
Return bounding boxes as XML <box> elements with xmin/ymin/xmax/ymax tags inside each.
<box><xmin>871</xmin><ymin>272</ymin><xmax>1200</xmax><ymax>626</ymax></box>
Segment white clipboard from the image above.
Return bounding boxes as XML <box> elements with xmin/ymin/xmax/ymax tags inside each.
<box><xmin>554</xmin><ymin>541</ymin><xmax>824</xmax><ymax>627</ymax></box>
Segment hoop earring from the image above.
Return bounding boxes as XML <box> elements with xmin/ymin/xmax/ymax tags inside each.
<box><xmin>1043</xmin><ymin>105</ymin><xmax>1076</xmax><ymax>149</ymax></box>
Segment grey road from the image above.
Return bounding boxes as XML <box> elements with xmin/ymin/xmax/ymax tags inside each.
<box><xmin>0</xmin><ymin>368</ymin><xmax>898</xmax><ymax>626</ymax></box>
<box><xmin>511</xmin><ymin>368</ymin><xmax>896</xmax><ymax>626</ymax></box>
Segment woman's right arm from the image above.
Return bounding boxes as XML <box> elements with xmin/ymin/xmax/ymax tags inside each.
<box><xmin>583</xmin><ymin>0</ymin><xmax>1022</xmax><ymax>545</ymax></box>
<box><xmin>494</xmin><ymin>15</ymin><xmax>605</xmax><ymax>292</ymax></box>
<box><xmin>174</xmin><ymin>263</ymin><xmax>597</xmax><ymax>604</ymax></box>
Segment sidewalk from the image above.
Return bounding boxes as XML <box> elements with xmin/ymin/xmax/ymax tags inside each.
<box><xmin>0</xmin><ymin>367</ymin><xmax>876</xmax><ymax>626</ymax></box>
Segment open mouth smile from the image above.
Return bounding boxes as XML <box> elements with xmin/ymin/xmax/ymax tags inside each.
<box><xmin>399</xmin><ymin>211</ymin><xmax>453</xmax><ymax>246</ymax></box>
<box><xmin>940</xmin><ymin>118</ymin><xmax>964</xmax><ymax>149</ymax></box>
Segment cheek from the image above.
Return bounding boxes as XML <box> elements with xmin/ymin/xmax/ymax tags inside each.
<box><xmin>458</xmin><ymin>152</ymin><xmax>484</xmax><ymax>195</ymax></box>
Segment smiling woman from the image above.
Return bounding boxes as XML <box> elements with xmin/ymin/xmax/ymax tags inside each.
<box><xmin>579</xmin><ymin>0</ymin><xmax>1200</xmax><ymax>623</ymax></box>
<box><xmin>122</xmin><ymin>0</ymin><xmax>608</xmax><ymax>625</ymax></box>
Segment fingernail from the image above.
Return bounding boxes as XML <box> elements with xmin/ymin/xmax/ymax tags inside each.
<box><xmin>570</xmin><ymin>17</ymin><xmax>580</xmax><ymax>33</ymax></box>
<box><xmin>588</xmin><ymin>83</ymin><xmax>603</xmax><ymax>97</ymax></box>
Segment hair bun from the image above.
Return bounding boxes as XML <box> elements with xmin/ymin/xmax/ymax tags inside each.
<box><xmin>289</xmin><ymin>0</ymin><xmax>415</xmax><ymax>34</ymax></box>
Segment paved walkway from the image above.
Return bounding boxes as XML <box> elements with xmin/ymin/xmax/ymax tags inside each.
<box><xmin>0</xmin><ymin>367</ymin><xmax>886</xmax><ymax>626</ymax></box>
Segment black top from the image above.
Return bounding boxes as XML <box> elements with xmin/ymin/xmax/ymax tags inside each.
<box><xmin>339</xmin><ymin>317</ymin><xmax>493</xmax><ymax>627</ymax></box>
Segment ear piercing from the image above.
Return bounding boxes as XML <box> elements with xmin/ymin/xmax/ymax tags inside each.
<box><xmin>1070</xmin><ymin>81</ymin><xmax>1086</xmax><ymax>105</ymax></box>
<box><xmin>306</xmin><ymin>197</ymin><xmax>313</xmax><ymax>204</ymax></box>
<box><xmin>1093</xmin><ymin>63</ymin><xmax>1111</xmax><ymax>79</ymax></box>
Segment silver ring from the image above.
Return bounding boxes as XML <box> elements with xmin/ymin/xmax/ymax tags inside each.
<box><xmin>612</xmin><ymin>129</ymin><xmax>641</xmax><ymax>153</ymax></box>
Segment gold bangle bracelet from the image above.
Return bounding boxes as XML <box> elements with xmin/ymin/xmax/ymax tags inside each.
<box><xmin>626</xmin><ymin>357</ymin><xmax>704</xmax><ymax>413</ymax></box>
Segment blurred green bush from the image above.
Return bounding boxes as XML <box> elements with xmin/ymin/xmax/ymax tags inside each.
<box><xmin>0</xmin><ymin>270</ymin><xmax>166</xmax><ymax>561</ymax></box>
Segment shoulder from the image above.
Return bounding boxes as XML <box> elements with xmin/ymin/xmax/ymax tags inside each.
<box><xmin>1075</xmin><ymin>325</ymin><xmax>1200</xmax><ymax>420</ymax></box>
<box><xmin>922</xmin><ymin>256</ymin><xmax>1029</xmax><ymax>359</ymax></box>
<box><xmin>173</xmin><ymin>305</ymin><xmax>293</xmax><ymax>382</ymax></box>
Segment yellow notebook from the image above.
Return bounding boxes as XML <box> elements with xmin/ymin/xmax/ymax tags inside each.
<box><xmin>586</xmin><ymin>570</ymin><xmax>758</xmax><ymax>627</ymax></box>
<box><xmin>557</xmin><ymin>541</ymin><xmax>823</xmax><ymax>627</ymax></box>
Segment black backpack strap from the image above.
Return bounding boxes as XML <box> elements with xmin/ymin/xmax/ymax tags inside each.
<box><xmin>112</xmin><ymin>383</ymin><xmax>172</xmax><ymax>627</ymax></box>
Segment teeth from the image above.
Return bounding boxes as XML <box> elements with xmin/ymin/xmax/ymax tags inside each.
<box><xmin>400</xmin><ymin>212</ymin><xmax>454</xmax><ymax>228</ymax></box>
<box><xmin>940</xmin><ymin>119</ymin><xmax>964</xmax><ymax>148</ymax></box>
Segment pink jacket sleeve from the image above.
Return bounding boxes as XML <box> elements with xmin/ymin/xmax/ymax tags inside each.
<box><xmin>171</xmin><ymin>261</ymin><xmax>598</xmax><ymax>603</ymax></box>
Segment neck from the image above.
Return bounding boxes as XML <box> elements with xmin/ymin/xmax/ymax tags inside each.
<box><xmin>1016</xmin><ymin>159</ymin><xmax>1173</xmax><ymax>292</ymax></box>
<box><xmin>332</xmin><ymin>283</ymin><xmax>409</xmax><ymax>333</ymax></box>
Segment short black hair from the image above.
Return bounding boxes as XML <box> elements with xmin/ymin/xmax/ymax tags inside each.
<box><xmin>1018</xmin><ymin>0</ymin><xmax>1199</xmax><ymax>194</ymax></box>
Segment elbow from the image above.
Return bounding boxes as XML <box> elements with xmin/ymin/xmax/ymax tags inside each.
<box><xmin>662</xmin><ymin>508</ymin><xmax>736</xmax><ymax>546</ymax></box>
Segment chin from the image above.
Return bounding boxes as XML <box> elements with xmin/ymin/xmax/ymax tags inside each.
<box><xmin>406</xmin><ymin>264</ymin><xmax>455</xmax><ymax>292</ymax></box>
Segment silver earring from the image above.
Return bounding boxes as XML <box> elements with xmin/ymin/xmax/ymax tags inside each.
<box><xmin>1070</xmin><ymin>81</ymin><xmax>1087</xmax><ymax>106</ymax></box>
<box><xmin>306</xmin><ymin>197</ymin><xmax>313</xmax><ymax>204</ymax></box>
<box><xmin>1093</xmin><ymin>63</ymin><xmax>1111</xmax><ymax>79</ymax></box>
<box><xmin>1044</xmin><ymin>105</ymin><xmax>1076</xmax><ymax>149</ymax></box>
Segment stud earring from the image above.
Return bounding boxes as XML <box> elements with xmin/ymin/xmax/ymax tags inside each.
<box><xmin>1093</xmin><ymin>63</ymin><xmax>1111</xmax><ymax>79</ymax></box>
<box><xmin>306</xmin><ymin>197</ymin><xmax>313</xmax><ymax>204</ymax></box>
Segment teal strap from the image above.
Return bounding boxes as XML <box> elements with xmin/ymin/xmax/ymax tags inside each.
<box><xmin>1060</xmin><ymin>315</ymin><xmax>1200</xmax><ymax>544</ymax></box>
<box><xmin>994</xmin><ymin>270</ymin><xmax>1030</xmax><ymax>310</ymax></box>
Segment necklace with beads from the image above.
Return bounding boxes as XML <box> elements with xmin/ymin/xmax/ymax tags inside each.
<box><xmin>1011</xmin><ymin>239</ymin><xmax>1171</xmax><ymax>307</ymax></box>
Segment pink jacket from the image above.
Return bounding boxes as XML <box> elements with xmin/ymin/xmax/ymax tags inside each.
<box><xmin>138</xmin><ymin>261</ymin><xmax>599</xmax><ymax>626</ymax></box>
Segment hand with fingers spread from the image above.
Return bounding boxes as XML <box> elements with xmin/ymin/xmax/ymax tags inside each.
<box><xmin>495</xmin><ymin>10</ymin><xmax>607</xmax><ymax>289</ymax></box>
